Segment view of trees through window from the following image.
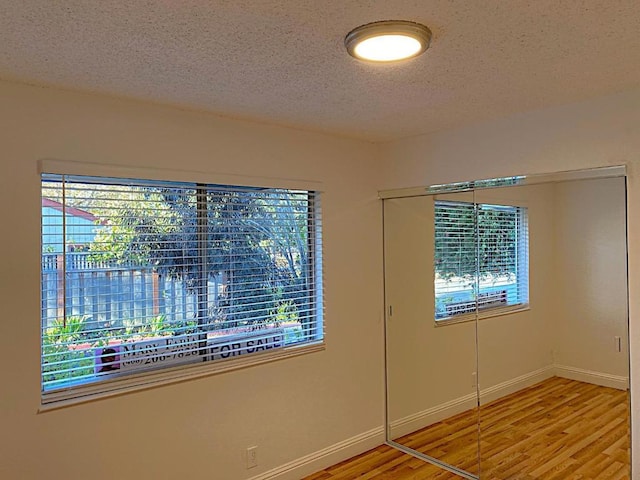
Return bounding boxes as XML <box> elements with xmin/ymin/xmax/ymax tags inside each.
<box><xmin>41</xmin><ymin>174</ymin><xmax>321</xmax><ymax>392</ymax></box>
<box><xmin>434</xmin><ymin>201</ymin><xmax>527</xmax><ymax>320</ymax></box>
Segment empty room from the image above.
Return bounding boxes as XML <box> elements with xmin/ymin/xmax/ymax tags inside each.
<box><xmin>1</xmin><ymin>2</ymin><xmax>639</xmax><ymax>479</ymax></box>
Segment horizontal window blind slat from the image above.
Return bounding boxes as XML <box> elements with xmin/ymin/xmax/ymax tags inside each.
<box><xmin>434</xmin><ymin>200</ymin><xmax>529</xmax><ymax>321</ymax></box>
<box><xmin>41</xmin><ymin>173</ymin><xmax>324</xmax><ymax>401</ymax></box>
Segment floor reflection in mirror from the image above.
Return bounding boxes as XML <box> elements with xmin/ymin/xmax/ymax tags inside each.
<box><xmin>303</xmin><ymin>376</ymin><xmax>629</xmax><ymax>480</ymax></box>
<box><xmin>479</xmin><ymin>377</ymin><xmax>629</xmax><ymax>479</ymax></box>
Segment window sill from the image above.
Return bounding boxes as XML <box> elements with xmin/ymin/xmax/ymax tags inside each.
<box><xmin>435</xmin><ymin>304</ymin><xmax>530</xmax><ymax>327</ymax></box>
<box><xmin>39</xmin><ymin>341</ymin><xmax>325</xmax><ymax>412</ymax></box>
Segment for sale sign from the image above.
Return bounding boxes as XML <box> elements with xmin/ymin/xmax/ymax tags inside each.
<box><xmin>119</xmin><ymin>334</ymin><xmax>201</xmax><ymax>371</ymax></box>
<box><xmin>208</xmin><ymin>328</ymin><xmax>284</xmax><ymax>361</ymax></box>
<box><xmin>94</xmin><ymin>329</ymin><xmax>285</xmax><ymax>374</ymax></box>
<box><xmin>94</xmin><ymin>334</ymin><xmax>202</xmax><ymax>374</ymax></box>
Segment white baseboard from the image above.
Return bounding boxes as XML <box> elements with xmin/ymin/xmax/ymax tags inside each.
<box><xmin>247</xmin><ymin>426</ymin><xmax>384</xmax><ymax>480</ymax></box>
<box><xmin>388</xmin><ymin>364</ymin><xmax>627</xmax><ymax>444</ymax></box>
<box><xmin>388</xmin><ymin>392</ymin><xmax>477</xmax><ymax>439</ymax></box>
<box><xmin>248</xmin><ymin>366</ymin><xmax>627</xmax><ymax>480</ymax></box>
<box><xmin>479</xmin><ymin>366</ymin><xmax>555</xmax><ymax>404</ymax></box>
<box><xmin>554</xmin><ymin>364</ymin><xmax>629</xmax><ymax>390</ymax></box>
<box><xmin>389</xmin><ymin>366</ymin><xmax>558</xmax><ymax>439</ymax></box>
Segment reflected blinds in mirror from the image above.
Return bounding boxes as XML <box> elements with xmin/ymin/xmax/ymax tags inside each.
<box><xmin>434</xmin><ymin>201</ymin><xmax>529</xmax><ymax>321</ymax></box>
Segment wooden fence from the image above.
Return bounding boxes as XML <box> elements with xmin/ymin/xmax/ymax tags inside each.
<box><xmin>41</xmin><ymin>253</ymin><xmax>222</xmax><ymax>328</ymax></box>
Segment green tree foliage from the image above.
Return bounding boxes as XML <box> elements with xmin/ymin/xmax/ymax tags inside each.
<box><xmin>53</xmin><ymin>180</ymin><xmax>313</xmax><ymax>331</ymax></box>
<box><xmin>41</xmin><ymin>316</ymin><xmax>94</xmax><ymax>386</ymax></box>
<box><xmin>477</xmin><ymin>206</ymin><xmax>517</xmax><ymax>279</ymax></box>
<box><xmin>434</xmin><ymin>201</ymin><xmax>518</xmax><ymax>281</ymax></box>
<box><xmin>434</xmin><ymin>203</ymin><xmax>476</xmax><ymax>281</ymax></box>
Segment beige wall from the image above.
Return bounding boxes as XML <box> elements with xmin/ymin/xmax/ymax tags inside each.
<box><xmin>380</xmin><ymin>87</ymin><xmax>640</xmax><ymax>472</ymax></box>
<box><xmin>2</xmin><ymin>77</ymin><xmax>639</xmax><ymax>479</ymax></box>
<box><xmin>384</xmin><ymin>184</ymin><xmax>557</xmax><ymax>431</ymax></box>
<box><xmin>384</xmin><ymin>194</ymin><xmax>477</xmax><ymax>427</ymax></box>
<box><xmin>0</xmin><ymin>80</ymin><xmax>384</xmax><ymax>480</ymax></box>
<box><xmin>474</xmin><ymin>185</ymin><xmax>556</xmax><ymax>391</ymax></box>
<box><xmin>552</xmin><ymin>177</ymin><xmax>629</xmax><ymax>379</ymax></box>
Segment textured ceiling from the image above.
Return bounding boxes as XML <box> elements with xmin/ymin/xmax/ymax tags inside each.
<box><xmin>1</xmin><ymin>1</ymin><xmax>639</xmax><ymax>142</ymax></box>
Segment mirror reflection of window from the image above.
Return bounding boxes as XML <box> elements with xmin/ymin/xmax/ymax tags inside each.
<box><xmin>434</xmin><ymin>201</ymin><xmax>529</xmax><ymax>322</ymax></box>
<box><xmin>381</xmin><ymin>168</ymin><xmax>629</xmax><ymax>479</ymax></box>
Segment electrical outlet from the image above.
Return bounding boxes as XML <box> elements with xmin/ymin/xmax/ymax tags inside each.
<box><xmin>471</xmin><ymin>371</ymin><xmax>477</xmax><ymax>389</ymax></box>
<box><xmin>247</xmin><ymin>446</ymin><xmax>258</xmax><ymax>469</ymax></box>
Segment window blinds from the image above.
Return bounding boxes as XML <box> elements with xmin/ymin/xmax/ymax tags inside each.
<box><xmin>41</xmin><ymin>174</ymin><xmax>323</xmax><ymax>396</ymax></box>
<box><xmin>434</xmin><ymin>201</ymin><xmax>528</xmax><ymax>320</ymax></box>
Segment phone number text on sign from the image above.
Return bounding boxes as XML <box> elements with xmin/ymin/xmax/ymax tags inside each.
<box><xmin>119</xmin><ymin>334</ymin><xmax>201</xmax><ymax>372</ymax></box>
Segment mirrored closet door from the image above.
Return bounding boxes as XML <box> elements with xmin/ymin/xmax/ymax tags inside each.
<box><xmin>382</xmin><ymin>167</ymin><xmax>630</xmax><ymax>479</ymax></box>
<box><xmin>384</xmin><ymin>189</ymin><xmax>480</xmax><ymax>479</ymax></box>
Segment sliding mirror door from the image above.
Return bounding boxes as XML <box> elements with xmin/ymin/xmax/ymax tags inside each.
<box><xmin>477</xmin><ymin>175</ymin><xmax>630</xmax><ymax>479</ymax></box>
<box><xmin>382</xmin><ymin>167</ymin><xmax>630</xmax><ymax>479</ymax></box>
<box><xmin>384</xmin><ymin>190</ymin><xmax>480</xmax><ymax>478</ymax></box>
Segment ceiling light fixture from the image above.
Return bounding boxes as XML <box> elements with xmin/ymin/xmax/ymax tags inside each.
<box><xmin>345</xmin><ymin>20</ymin><xmax>432</xmax><ymax>63</ymax></box>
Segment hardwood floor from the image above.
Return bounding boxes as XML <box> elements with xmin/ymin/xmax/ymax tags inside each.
<box><xmin>480</xmin><ymin>377</ymin><xmax>629</xmax><ymax>479</ymax></box>
<box><xmin>394</xmin><ymin>407</ymin><xmax>480</xmax><ymax>476</ymax></box>
<box><xmin>303</xmin><ymin>444</ymin><xmax>465</xmax><ymax>480</ymax></box>
<box><xmin>303</xmin><ymin>377</ymin><xmax>629</xmax><ymax>479</ymax></box>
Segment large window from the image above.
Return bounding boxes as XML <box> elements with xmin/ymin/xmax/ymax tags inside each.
<box><xmin>41</xmin><ymin>174</ymin><xmax>323</xmax><ymax>402</ymax></box>
<box><xmin>434</xmin><ymin>201</ymin><xmax>528</xmax><ymax>321</ymax></box>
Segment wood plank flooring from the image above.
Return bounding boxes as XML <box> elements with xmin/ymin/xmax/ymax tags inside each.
<box><xmin>303</xmin><ymin>377</ymin><xmax>629</xmax><ymax>480</ymax></box>
<box><xmin>394</xmin><ymin>407</ymin><xmax>480</xmax><ymax>475</ymax></box>
<box><xmin>480</xmin><ymin>377</ymin><xmax>629</xmax><ymax>479</ymax></box>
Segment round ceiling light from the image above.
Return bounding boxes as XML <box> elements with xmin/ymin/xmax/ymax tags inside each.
<box><xmin>345</xmin><ymin>20</ymin><xmax>432</xmax><ymax>63</ymax></box>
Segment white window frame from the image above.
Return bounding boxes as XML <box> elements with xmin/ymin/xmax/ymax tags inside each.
<box><xmin>434</xmin><ymin>200</ymin><xmax>529</xmax><ymax>325</ymax></box>
<box><xmin>39</xmin><ymin>161</ymin><xmax>325</xmax><ymax>409</ymax></box>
